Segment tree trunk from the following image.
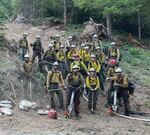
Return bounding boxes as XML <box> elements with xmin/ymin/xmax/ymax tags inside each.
<box><xmin>64</xmin><ymin>0</ymin><xmax>67</xmax><ymax>26</ymax></box>
<box><xmin>106</xmin><ymin>12</ymin><xmax>112</xmax><ymax>39</ymax></box>
<box><xmin>138</xmin><ymin>10</ymin><xmax>141</xmax><ymax>40</ymax></box>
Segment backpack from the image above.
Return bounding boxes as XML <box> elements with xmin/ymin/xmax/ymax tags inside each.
<box><xmin>49</xmin><ymin>70</ymin><xmax>61</xmax><ymax>81</ymax></box>
<box><xmin>68</xmin><ymin>73</ymin><xmax>82</xmax><ymax>85</ymax></box>
<box><xmin>128</xmin><ymin>81</ymin><xmax>135</xmax><ymax>95</ymax></box>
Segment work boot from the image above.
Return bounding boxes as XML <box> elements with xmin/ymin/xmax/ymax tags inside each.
<box><xmin>75</xmin><ymin>114</ymin><xmax>81</xmax><ymax>120</ymax></box>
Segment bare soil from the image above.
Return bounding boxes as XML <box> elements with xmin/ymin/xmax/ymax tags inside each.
<box><xmin>0</xmin><ymin>23</ymin><xmax>150</xmax><ymax>135</ymax></box>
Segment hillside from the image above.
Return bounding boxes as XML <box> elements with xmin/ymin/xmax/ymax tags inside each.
<box><xmin>0</xmin><ymin>22</ymin><xmax>150</xmax><ymax>135</ymax></box>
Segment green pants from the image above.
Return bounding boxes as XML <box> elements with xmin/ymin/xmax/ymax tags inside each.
<box><xmin>48</xmin><ymin>83</ymin><xmax>64</xmax><ymax>109</ymax></box>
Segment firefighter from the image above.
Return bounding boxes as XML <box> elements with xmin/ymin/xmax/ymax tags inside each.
<box><xmin>56</xmin><ymin>45</ymin><xmax>69</xmax><ymax>77</ymax></box>
<box><xmin>108</xmin><ymin>68</ymin><xmax>130</xmax><ymax>116</ymax></box>
<box><xmin>92</xmin><ymin>34</ymin><xmax>102</xmax><ymax>50</ymax></box>
<box><xmin>43</xmin><ymin>44</ymin><xmax>56</xmax><ymax>70</ymax></box>
<box><xmin>46</xmin><ymin>62</ymin><xmax>66</xmax><ymax>109</ymax></box>
<box><xmin>53</xmin><ymin>34</ymin><xmax>61</xmax><ymax>53</ymax></box>
<box><xmin>105</xmin><ymin>59</ymin><xmax>117</xmax><ymax>107</ymax></box>
<box><xmin>31</xmin><ymin>35</ymin><xmax>44</xmax><ymax>69</ymax></box>
<box><xmin>70</xmin><ymin>54</ymin><xmax>88</xmax><ymax>76</ymax></box>
<box><xmin>95</xmin><ymin>46</ymin><xmax>105</xmax><ymax>65</ymax></box>
<box><xmin>67</xmin><ymin>45</ymin><xmax>78</xmax><ymax>66</ymax></box>
<box><xmin>81</xmin><ymin>46</ymin><xmax>91</xmax><ymax>67</ymax></box>
<box><xmin>66</xmin><ymin>36</ymin><xmax>74</xmax><ymax>47</ymax></box>
<box><xmin>108</xmin><ymin>42</ymin><xmax>120</xmax><ymax>63</ymax></box>
<box><xmin>95</xmin><ymin>46</ymin><xmax>106</xmax><ymax>92</ymax></box>
<box><xmin>21</xmin><ymin>54</ymin><xmax>32</xmax><ymax>99</ymax></box>
<box><xmin>79</xmin><ymin>43</ymin><xmax>86</xmax><ymax>58</ymax></box>
<box><xmin>86</xmin><ymin>68</ymin><xmax>100</xmax><ymax>111</ymax></box>
<box><xmin>65</xmin><ymin>65</ymin><xmax>84</xmax><ymax>118</ymax></box>
<box><xmin>18</xmin><ymin>33</ymin><xmax>29</xmax><ymax>61</ymax></box>
<box><xmin>88</xmin><ymin>54</ymin><xmax>101</xmax><ymax>74</ymax></box>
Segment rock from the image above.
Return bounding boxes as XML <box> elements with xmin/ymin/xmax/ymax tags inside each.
<box><xmin>90</xmin><ymin>131</ymin><xmax>96</xmax><ymax>135</ymax></box>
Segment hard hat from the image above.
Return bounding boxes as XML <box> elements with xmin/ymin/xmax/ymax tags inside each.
<box><xmin>81</xmin><ymin>43</ymin><xmax>85</xmax><ymax>47</ymax></box>
<box><xmin>48</xmin><ymin>43</ymin><xmax>53</xmax><ymax>48</ymax></box>
<box><xmin>24</xmin><ymin>54</ymin><xmax>30</xmax><ymax>58</ymax></box>
<box><xmin>68</xmin><ymin>36</ymin><xmax>72</xmax><ymax>39</ymax></box>
<box><xmin>110</xmin><ymin>42</ymin><xmax>116</xmax><ymax>45</ymax></box>
<box><xmin>95</xmin><ymin>46</ymin><xmax>101</xmax><ymax>50</ymax></box>
<box><xmin>84</xmin><ymin>46</ymin><xmax>89</xmax><ymax>49</ymax></box>
<box><xmin>90</xmin><ymin>54</ymin><xmax>96</xmax><ymax>58</ymax></box>
<box><xmin>23</xmin><ymin>33</ymin><xmax>27</xmax><ymax>36</ymax></box>
<box><xmin>89</xmin><ymin>68</ymin><xmax>95</xmax><ymax>72</ymax></box>
<box><xmin>36</xmin><ymin>35</ymin><xmax>40</xmax><ymax>39</ymax></box>
<box><xmin>60</xmin><ymin>45</ymin><xmax>64</xmax><ymax>48</ymax></box>
<box><xmin>109</xmin><ymin>59</ymin><xmax>117</xmax><ymax>66</ymax></box>
<box><xmin>115</xmin><ymin>68</ymin><xmax>122</xmax><ymax>73</ymax></box>
<box><xmin>56</xmin><ymin>34</ymin><xmax>60</xmax><ymax>37</ymax></box>
<box><xmin>53</xmin><ymin>61</ymin><xmax>59</xmax><ymax>66</ymax></box>
<box><xmin>93</xmin><ymin>34</ymin><xmax>98</xmax><ymax>38</ymax></box>
<box><xmin>72</xmin><ymin>65</ymin><xmax>79</xmax><ymax>69</ymax></box>
<box><xmin>71</xmin><ymin>45</ymin><xmax>75</xmax><ymax>48</ymax></box>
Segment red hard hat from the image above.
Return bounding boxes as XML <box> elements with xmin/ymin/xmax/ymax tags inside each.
<box><xmin>109</xmin><ymin>59</ymin><xmax>117</xmax><ymax>66</ymax></box>
<box><xmin>48</xmin><ymin>109</ymin><xmax>58</xmax><ymax>119</ymax></box>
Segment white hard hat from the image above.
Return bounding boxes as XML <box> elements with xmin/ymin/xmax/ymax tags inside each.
<box><xmin>48</xmin><ymin>43</ymin><xmax>53</xmax><ymax>48</ymax></box>
<box><xmin>23</xmin><ymin>33</ymin><xmax>27</xmax><ymax>36</ymax></box>
<box><xmin>90</xmin><ymin>54</ymin><xmax>96</xmax><ymax>58</ymax></box>
<box><xmin>24</xmin><ymin>54</ymin><xmax>30</xmax><ymax>58</ymax></box>
<box><xmin>93</xmin><ymin>34</ymin><xmax>98</xmax><ymax>38</ymax></box>
<box><xmin>110</xmin><ymin>42</ymin><xmax>116</xmax><ymax>45</ymax></box>
<box><xmin>56</xmin><ymin>34</ymin><xmax>60</xmax><ymax>37</ymax></box>
<box><xmin>72</xmin><ymin>65</ymin><xmax>79</xmax><ymax>69</ymax></box>
<box><xmin>53</xmin><ymin>61</ymin><xmax>59</xmax><ymax>66</ymax></box>
<box><xmin>89</xmin><ymin>68</ymin><xmax>95</xmax><ymax>72</ymax></box>
<box><xmin>84</xmin><ymin>46</ymin><xmax>89</xmax><ymax>49</ymax></box>
<box><xmin>68</xmin><ymin>36</ymin><xmax>72</xmax><ymax>39</ymax></box>
<box><xmin>36</xmin><ymin>35</ymin><xmax>40</xmax><ymax>38</ymax></box>
<box><xmin>71</xmin><ymin>45</ymin><xmax>75</xmax><ymax>48</ymax></box>
<box><xmin>115</xmin><ymin>68</ymin><xmax>122</xmax><ymax>73</ymax></box>
<box><xmin>81</xmin><ymin>43</ymin><xmax>85</xmax><ymax>47</ymax></box>
<box><xmin>60</xmin><ymin>45</ymin><xmax>64</xmax><ymax>48</ymax></box>
<box><xmin>96</xmin><ymin>46</ymin><xmax>101</xmax><ymax>50</ymax></box>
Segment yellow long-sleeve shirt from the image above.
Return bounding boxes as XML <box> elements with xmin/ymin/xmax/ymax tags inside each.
<box><xmin>56</xmin><ymin>51</ymin><xmax>66</xmax><ymax>62</ymax></box>
<box><xmin>67</xmin><ymin>50</ymin><xmax>78</xmax><ymax>60</ymax></box>
<box><xmin>108</xmin><ymin>48</ymin><xmax>120</xmax><ymax>60</ymax></box>
<box><xmin>88</xmin><ymin>60</ymin><xmax>101</xmax><ymax>73</ymax></box>
<box><xmin>86</xmin><ymin>75</ymin><xmax>100</xmax><ymax>90</ymax></box>
<box><xmin>70</xmin><ymin>60</ymin><xmax>88</xmax><ymax>72</ymax></box>
<box><xmin>46</xmin><ymin>70</ymin><xmax>65</xmax><ymax>88</ymax></box>
<box><xmin>21</xmin><ymin>62</ymin><xmax>32</xmax><ymax>75</ymax></box>
<box><xmin>18</xmin><ymin>38</ymin><xmax>28</xmax><ymax>49</ymax></box>
<box><xmin>107</xmin><ymin>67</ymin><xmax>116</xmax><ymax>78</ymax></box>
<box><xmin>95</xmin><ymin>52</ymin><xmax>105</xmax><ymax>64</ymax></box>
<box><xmin>82</xmin><ymin>52</ymin><xmax>91</xmax><ymax>63</ymax></box>
<box><xmin>110</xmin><ymin>74</ymin><xmax>129</xmax><ymax>88</ymax></box>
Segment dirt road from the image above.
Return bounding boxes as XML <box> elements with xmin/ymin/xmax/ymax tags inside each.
<box><xmin>0</xmin><ymin>23</ymin><xmax>150</xmax><ymax>135</ymax></box>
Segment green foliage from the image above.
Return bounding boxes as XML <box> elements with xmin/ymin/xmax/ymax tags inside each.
<box><xmin>120</xmin><ymin>44</ymin><xmax>150</xmax><ymax>87</ymax></box>
<box><xmin>0</xmin><ymin>0</ymin><xmax>14</xmax><ymax>19</ymax></box>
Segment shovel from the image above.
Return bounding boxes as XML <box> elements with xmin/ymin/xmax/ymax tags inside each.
<box><xmin>91</xmin><ymin>90</ymin><xmax>95</xmax><ymax>114</ymax></box>
<box><xmin>68</xmin><ymin>90</ymin><xmax>75</xmax><ymax>116</ymax></box>
<box><xmin>65</xmin><ymin>90</ymin><xmax>75</xmax><ymax>118</ymax></box>
<box><xmin>29</xmin><ymin>78</ymin><xmax>32</xmax><ymax>100</ymax></box>
<box><xmin>112</xmin><ymin>89</ymin><xmax>118</xmax><ymax>112</ymax></box>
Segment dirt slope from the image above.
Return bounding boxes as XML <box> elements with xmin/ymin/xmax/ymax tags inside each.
<box><xmin>0</xmin><ymin>23</ymin><xmax>150</xmax><ymax>135</ymax></box>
